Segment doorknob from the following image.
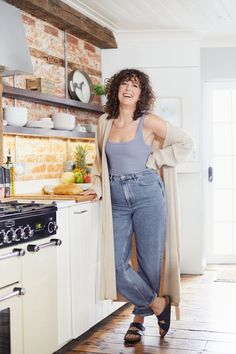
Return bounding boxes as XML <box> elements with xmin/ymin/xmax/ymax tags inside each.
<box><xmin>208</xmin><ymin>166</ymin><xmax>213</xmax><ymax>182</ymax></box>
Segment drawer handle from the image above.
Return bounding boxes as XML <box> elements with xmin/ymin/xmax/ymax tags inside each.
<box><xmin>0</xmin><ymin>287</ymin><xmax>26</xmax><ymax>303</ymax></box>
<box><xmin>74</xmin><ymin>210</ymin><xmax>88</xmax><ymax>214</ymax></box>
<box><xmin>0</xmin><ymin>248</ymin><xmax>25</xmax><ymax>261</ymax></box>
<box><xmin>27</xmin><ymin>238</ymin><xmax>62</xmax><ymax>252</ymax></box>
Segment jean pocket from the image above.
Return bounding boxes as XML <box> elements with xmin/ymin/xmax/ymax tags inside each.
<box><xmin>136</xmin><ymin>172</ymin><xmax>159</xmax><ymax>186</ymax></box>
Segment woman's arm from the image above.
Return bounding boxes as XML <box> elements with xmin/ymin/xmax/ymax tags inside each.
<box><xmin>146</xmin><ymin>114</ymin><xmax>193</xmax><ymax>168</ymax></box>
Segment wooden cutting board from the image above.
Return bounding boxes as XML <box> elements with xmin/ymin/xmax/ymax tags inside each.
<box><xmin>11</xmin><ymin>193</ymin><xmax>94</xmax><ymax>202</ymax></box>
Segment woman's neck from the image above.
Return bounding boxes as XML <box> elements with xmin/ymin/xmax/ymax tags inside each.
<box><xmin>117</xmin><ymin>107</ymin><xmax>135</xmax><ymax>122</ymax></box>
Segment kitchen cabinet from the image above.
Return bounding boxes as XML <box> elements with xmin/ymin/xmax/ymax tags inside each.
<box><xmin>69</xmin><ymin>201</ymin><xmax>125</xmax><ymax>339</ymax></box>
<box><xmin>56</xmin><ymin>206</ymin><xmax>72</xmax><ymax>348</ymax></box>
<box><xmin>69</xmin><ymin>202</ymin><xmax>98</xmax><ymax>337</ymax></box>
<box><xmin>22</xmin><ymin>237</ymin><xmax>61</xmax><ymax>354</ymax></box>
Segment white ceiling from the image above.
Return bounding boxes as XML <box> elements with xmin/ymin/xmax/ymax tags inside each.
<box><xmin>62</xmin><ymin>0</ymin><xmax>236</xmax><ymax>44</ymax></box>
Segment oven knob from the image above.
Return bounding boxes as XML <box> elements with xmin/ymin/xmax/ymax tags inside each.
<box><xmin>5</xmin><ymin>228</ymin><xmax>15</xmax><ymax>244</ymax></box>
<box><xmin>29</xmin><ymin>229</ymin><xmax>34</xmax><ymax>238</ymax></box>
<box><xmin>23</xmin><ymin>225</ymin><xmax>34</xmax><ymax>239</ymax></box>
<box><xmin>0</xmin><ymin>230</ymin><xmax>5</xmax><ymax>246</ymax></box>
<box><xmin>53</xmin><ymin>221</ymin><xmax>58</xmax><ymax>231</ymax></box>
<box><xmin>15</xmin><ymin>227</ymin><xmax>24</xmax><ymax>241</ymax></box>
<box><xmin>47</xmin><ymin>221</ymin><xmax>54</xmax><ymax>234</ymax></box>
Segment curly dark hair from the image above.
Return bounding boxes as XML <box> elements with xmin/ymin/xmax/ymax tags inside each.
<box><xmin>104</xmin><ymin>68</ymin><xmax>156</xmax><ymax>120</ymax></box>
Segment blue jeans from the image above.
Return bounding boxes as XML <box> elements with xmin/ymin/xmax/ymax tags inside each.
<box><xmin>110</xmin><ymin>168</ymin><xmax>167</xmax><ymax>317</ymax></box>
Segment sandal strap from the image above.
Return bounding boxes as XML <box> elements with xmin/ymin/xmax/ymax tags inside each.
<box><xmin>156</xmin><ymin>295</ymin><xmax>171</xmax><ymax>335</ymax></box>
<box><xmin>125</xmin><ymin>329</ymin><xmax>143</xmax><ymax>337</ymax></box>
<box><xmin>129</xmin><ymin>322</ymin><xmax>145</xmax><ymax>332</ymax></box>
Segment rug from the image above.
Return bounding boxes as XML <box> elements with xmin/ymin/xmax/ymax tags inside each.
<box><xmin>214</xmin><ymin>268</ymin><xmax>236</xmax><ymax>283</ymax></box>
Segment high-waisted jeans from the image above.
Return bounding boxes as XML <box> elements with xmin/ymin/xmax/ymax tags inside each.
<box><xmin>110</xmin><ymin>168</ymin><xmax>167</xmax><ymax>317</ymax></box>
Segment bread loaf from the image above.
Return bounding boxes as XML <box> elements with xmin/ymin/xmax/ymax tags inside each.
<box><xmin>41</xmin><ymin>185</ymin><xmax>54</xmax><ymax>195</ymax></box>
<box><xmin>53</xmin><ymin>183</ymin><xmax>83</xmax><ymax>195</ymax></box>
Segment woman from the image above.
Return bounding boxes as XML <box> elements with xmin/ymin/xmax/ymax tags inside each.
<box><xmin>83</xmin><ymin>68</ymin><xmax>193</xmax><ymax>344</ymax></box>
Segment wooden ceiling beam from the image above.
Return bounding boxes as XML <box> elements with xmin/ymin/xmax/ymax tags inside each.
<box><xmin>4</xmin><ymin>0</ymin><xmax>117</xmax><ymax>49</ymax></box>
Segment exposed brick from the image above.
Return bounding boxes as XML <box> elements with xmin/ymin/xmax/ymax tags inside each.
<box><xmin>44</xmin><ymin>25</ymin><xmax>59</xmax><ymax>37</ymax></box>
<box><xmin>84</xmin><ymin>42</ymin><xmax>96</xmax><ymax>53</ymax></box>
<box><xmin>3</xmin><ymin>12</ymin><xmax>100</xmax><ymax>183</ymax></box>
<box><xmin>67</xmin><ymin>34</ymin><xmax>78</xmax><ymax>46</ymax></box>
<box><xmin>44</xmin><ymin>154</ymin><xmax>57</xmax><ymax>163</ymax></box>
<box><xmin>22</xmin><ymin>13</ymin><xmax>35</xmax><ymax>26</ymax></box>
<box><xmin>31</xmin><ymin>164</ymin><xmax>47</xmax><ymax>173</ymax></box>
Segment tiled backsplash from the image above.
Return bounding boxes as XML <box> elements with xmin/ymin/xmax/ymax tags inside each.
<box><xmin>3</xmin><ymin>10</ymin><xmax>100</xmax><ymax>182</ymax></box>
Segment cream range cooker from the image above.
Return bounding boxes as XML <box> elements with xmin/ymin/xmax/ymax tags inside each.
<box><xmin>0</xmin><ymin>200</ymin><xmax>61</xmax><ymax>354</ymax></box>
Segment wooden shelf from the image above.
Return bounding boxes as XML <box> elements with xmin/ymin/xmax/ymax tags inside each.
<box><xmin>3</xmin><ymin>85</ymin><xmax>103</xmax><ymax>114</ymax></box>
<box><xmin>4</xmin><ymin>126</ymin><xmax>95</xmax><ymax>140</ymax></box>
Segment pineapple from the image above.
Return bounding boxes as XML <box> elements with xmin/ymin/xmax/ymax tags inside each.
<box><xmin>73</xmin><ymin>144</ymin><xmax>88</xmax><ymax>177</ymax></box>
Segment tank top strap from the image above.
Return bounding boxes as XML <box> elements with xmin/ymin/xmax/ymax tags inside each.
<box><xmin>136</xmin><ymin>113</ymin><xmax>145</xmax><ymax>137</ymax></box>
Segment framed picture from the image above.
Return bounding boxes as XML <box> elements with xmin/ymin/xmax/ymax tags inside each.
<box><xmin>155</xmin><ymin>97</ymin><xmax>182</xmax><ymax>127</ymax></box>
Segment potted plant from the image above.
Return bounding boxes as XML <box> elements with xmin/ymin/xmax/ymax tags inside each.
<box><xmin>92</xmin><ymin>83</ymin><xmax>106</xmax><ymax>96</ymax></box>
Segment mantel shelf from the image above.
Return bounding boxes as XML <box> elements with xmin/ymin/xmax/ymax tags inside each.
<box><xmin>3</xmin><ymin>126</ymin><xmax>95</xmax><ymax>140</ymax></box>
<box><xmin>3</xmin><ymin>85</ymin><xmax>104</xmax><ymax>114</ymax></box>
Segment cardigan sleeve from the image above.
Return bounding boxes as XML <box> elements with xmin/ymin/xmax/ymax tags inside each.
<box><xmin>146</xmin><ymin>121</ymin><xmax>193</xmax><ymax>169</ymax></box>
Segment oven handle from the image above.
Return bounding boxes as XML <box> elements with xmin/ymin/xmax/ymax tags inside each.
<box><xmin>0</xmin><ymin>248</ymin><xmax>25</xmax><ymax>261</ymax></box>
<box><xmin>27</xmin><ymin>238</ymin><xmax>62</xmax><ymax>253</ymax></box>
<box><xmin>0</xmin><ymin>287</ymin><xmax>26</xmax><ymax>303</ymax></box>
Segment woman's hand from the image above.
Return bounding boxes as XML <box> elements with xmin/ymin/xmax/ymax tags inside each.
<box><xmin>80</xmin><ymin>188</ymin><xmax>99</xmax><ymax>202</ymax></box>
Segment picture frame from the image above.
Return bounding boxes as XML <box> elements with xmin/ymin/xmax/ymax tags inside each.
<box><xmin>154</xmin><ymin>97</ymin><xmax>182</xmax><ymax>127</ymax></box>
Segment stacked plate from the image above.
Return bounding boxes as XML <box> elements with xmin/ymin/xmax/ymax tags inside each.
<box><xmin>26</xmin><ymin>118</ymin><xmax>54</xmax><ymax>129</ymax></box>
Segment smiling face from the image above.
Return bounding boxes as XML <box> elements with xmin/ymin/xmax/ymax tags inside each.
<box><xmin>118</xmin><ymin>76</ymin><xmax>141</xmax><ymax>107</ymax></box>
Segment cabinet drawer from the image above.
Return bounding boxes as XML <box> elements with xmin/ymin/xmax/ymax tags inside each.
<box><xmin>0</xmin><ymin>247</ymin><xmax>24</xmax><ymax>288</ymax></box>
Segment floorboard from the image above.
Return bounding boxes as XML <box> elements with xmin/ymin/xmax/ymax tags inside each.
<box><xmin>58</xmin><ymin>265</ymin><xmax>236</xmax><ymax>354</ymax></box>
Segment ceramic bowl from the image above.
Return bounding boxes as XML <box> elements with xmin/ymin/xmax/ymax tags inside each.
<box><xmin>4</xmin><ymin>106</ymin><xmax>28</xmax><ymax>127</ymax></box>
<box><xmin>83</xmin><ymin>124</ymin><xmax>97</xmax><ymax>133</ymax></box>
<box><xmin>52</xmin><ymin>112</ymin><xmax>75</xmax><ymax>131</ymax></box>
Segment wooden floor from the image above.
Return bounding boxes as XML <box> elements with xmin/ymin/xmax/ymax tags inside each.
<box><xmin>60</xmin><ymin>266</ymin><xmax>236</xmax><ymax>354</ymax></box>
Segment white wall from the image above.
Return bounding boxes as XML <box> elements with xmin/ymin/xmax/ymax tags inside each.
<box><xmin>201</xmin><ymin>47</ymin><xmax>236</xmax><ymax>81</ymax></box>
<box><xmin>102</xmin><ymin>39</ymin><xmax>205</xmax><ymax>274</ymax></box>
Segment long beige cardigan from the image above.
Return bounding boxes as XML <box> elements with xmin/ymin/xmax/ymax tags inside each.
<box><xmin>91</xmin><ymin>113</ymin><xmax>193</xmax><ymax>318</ymax></box>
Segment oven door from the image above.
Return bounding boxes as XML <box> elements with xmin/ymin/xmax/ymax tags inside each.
<box><xmin>0</xmin><ymin>285</ymin><xmax>25</xmax><ymax>354</ymax></box>
<box><xmin>0</xmin><ymin>247</ymin><xmax>26</xmax><ymax>354</ymax></box>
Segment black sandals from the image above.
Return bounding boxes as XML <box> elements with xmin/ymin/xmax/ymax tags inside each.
<box><xmin>124</xmin><ymin>322</ymin><xmax>145</xmax><ymax>344</ymax></box>
<box><xmin>156</xmin><ymin>295</ymin><xmax>171</xmax><ymax>337</ymax></box>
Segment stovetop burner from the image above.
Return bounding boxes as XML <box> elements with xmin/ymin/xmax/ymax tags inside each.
<box><xmin>0</xmin><ymin>200</ymin><xmax>57</xmax><ymax>218</ymax></box>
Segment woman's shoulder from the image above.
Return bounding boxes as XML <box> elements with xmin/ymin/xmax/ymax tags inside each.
<box><xmin>144</xmin><ymin>112</ymin><xmax>167</xmax><ymax>127</ymax></box>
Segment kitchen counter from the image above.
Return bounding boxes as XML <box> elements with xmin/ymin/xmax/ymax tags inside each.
<box><xmin>1</xmin><ymin>193</ymin><xmax>95</xmax><ymax>208</ymax></box>
<box><xmin>12</xmin><ymin>193</ymin><xmax>95</xmax><ymax>203</ymax></box>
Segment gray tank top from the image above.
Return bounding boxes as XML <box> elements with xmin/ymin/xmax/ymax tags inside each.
<box><xmin>105</xmin><ymin>114</ymin><xmax>152</xmax><ymax>174</ymax></box>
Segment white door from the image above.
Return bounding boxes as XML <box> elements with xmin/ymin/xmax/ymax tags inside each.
<box><xmin>204</xmin><ymin>82</ymin><xmax>236</xmax><ymax>263</ymax></box>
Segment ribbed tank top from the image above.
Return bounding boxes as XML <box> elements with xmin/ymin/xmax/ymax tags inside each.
<box><xmin>105</xmin><ymin>114</ymin><xmax>152</xmax><ymax>174</ymax></box>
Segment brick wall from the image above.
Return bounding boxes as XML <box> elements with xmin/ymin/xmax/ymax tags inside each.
<box><xmin>3</xmin><ymin>11</ymin><xmax>101</xmax><ymax>181</ymax></box>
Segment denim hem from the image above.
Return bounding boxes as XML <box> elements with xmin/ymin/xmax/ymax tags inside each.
<box><xmin>132</xmin><ymin>309</ymin><xmax>154</xmax><ymax>317</ymax></box>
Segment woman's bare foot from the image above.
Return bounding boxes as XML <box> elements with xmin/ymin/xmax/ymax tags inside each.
<box><xmin>150</xmin><ymin>296</ymin><xmax>171</xmax><ymax>337</ymax></box>
<box><xmin>124</xmin><ymin>315</ymin><xmax>145</xmax><ymax>343</ymax></box>
<box><xmin>150</xmin><ymin>296</ymin><xmax>166</xmax><ymax>315</ymax></box>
